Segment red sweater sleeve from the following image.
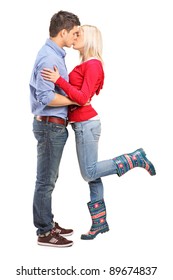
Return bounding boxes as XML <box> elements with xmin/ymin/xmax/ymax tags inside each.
<box><xmin>55</xmin><ymin>61</ymin><xmax>103</xmax><ymax>106</ymax></box>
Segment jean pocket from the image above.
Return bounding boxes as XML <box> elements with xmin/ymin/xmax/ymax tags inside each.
<box><xmin>51</xmin><ymin>124</ymin><xmax>66</xmax><ymax>134</ymax></box>
<box><xmin>49</xmin><ymin>125</ymin><xmax>68</xmax><ymax>146</ymax></box>
<box><xmin>91</xmin><ymin>122</ymin><xmax>101</xmax><ymax>141</ymax></box>
<box><xmin>33</xmin><ymin>129</ymin><xmax>46</xmax><ymax>143</ymax></box>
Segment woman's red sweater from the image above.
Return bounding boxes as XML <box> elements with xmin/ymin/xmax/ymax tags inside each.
<box><xmin>55</xmin><ymin>59</ymin><xmax>104</xmax><ymax>122</ymax></box>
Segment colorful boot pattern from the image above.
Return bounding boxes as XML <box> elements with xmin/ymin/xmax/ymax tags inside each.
<box><xmin>81</xmin><ymin>199</ymin><xmax>109</xmax><ymax>240</ymax></box>
<box><xmin>113</xmin><ymin>148</ymin><xmax>156</xmax><ymax>176</ymax></box>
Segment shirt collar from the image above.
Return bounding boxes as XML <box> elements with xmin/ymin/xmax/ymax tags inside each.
<box><xmin>45</xmin><ymin>38</ymin><xmax>66</xmax><ymax>58</ymax></box>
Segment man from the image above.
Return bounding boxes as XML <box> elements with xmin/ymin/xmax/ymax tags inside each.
<box><xmin>29</xmin><ymin>11</ymin><xmax>80</xmax><ymax>247</ymax></box>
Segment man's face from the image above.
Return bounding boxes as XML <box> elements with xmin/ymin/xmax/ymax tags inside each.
<box><xmin>63</xmin><ymin>26</ymin><xmax>80</xmax><ymax>47</ymax></box>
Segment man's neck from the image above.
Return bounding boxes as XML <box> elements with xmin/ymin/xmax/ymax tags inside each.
<box><xmin>50</xmin><ymin>37</ymin><xmax>64</xmax><ymax>48</ymax></box>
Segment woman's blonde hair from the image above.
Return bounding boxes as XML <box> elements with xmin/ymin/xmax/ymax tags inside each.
<box><xmin>80</xmin><ymin>25</ymin><xmax>103</xmax><ymax>63</ymax></box>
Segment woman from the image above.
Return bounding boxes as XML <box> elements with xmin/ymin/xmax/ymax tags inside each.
<box><xmin>41</xmin><ymin>25</ymin><xmax>156</xmax><ymax>240</ymax></box>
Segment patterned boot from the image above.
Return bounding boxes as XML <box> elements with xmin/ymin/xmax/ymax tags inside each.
<box><xmin>81</xmin><ymin>199</ymin><xmax>109</xmax><ymax>240</ymax></box>
<box><xmin>113</xmin><ymin>148</ymin><xmax>156</xmax><ymax>176</ymax></box>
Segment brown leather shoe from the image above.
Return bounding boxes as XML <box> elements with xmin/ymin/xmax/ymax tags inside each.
<box><xmin>37</xmin><ymin>228</ymin><xmax>73</xmax><ymax>247</ymax></box>
<box><xmin>54</xmin><ymin>222</ymin><xmax>74</xmax><ymax>236</ymax></box>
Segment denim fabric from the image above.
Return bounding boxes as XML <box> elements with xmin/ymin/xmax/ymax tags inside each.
<box><xmin>33</xmin><ymin>118</ymin><xmax>68</xmax><ymax>235</ymax></box>
<box><xmin>71</xmin><ymin>120</ymin><xmax>117</xmax><ymax>201</ymax></box>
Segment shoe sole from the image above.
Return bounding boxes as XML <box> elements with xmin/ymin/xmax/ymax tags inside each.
<box><xmin>138</xmin><ymin>148</ymin><xmax>156</xmax><ymax>176</ymax></box>
<box><xmin>81</xmin><ymin>228</ymin><xmax>109</xmax><ymax>240</ymax></box>
<box><xmin>37</xmin><ymin>241</ymin><xmax>73</xmax><ymax>247</ymax></box>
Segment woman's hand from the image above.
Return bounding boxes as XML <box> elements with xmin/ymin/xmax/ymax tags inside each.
<box><xmin>41</xmin><ymin>66</ymin><xmax>60</xmax><ymax>83</ymax></box>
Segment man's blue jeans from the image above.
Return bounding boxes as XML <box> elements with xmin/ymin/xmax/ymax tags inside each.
<box><xmin>33</xmin><ymin>118</ymin><xmax>68</xmax><ymax>235</ymax></box>
<box><xmin>71</xmin><ymin>120</ymin><xmax>117</xmax><ymax>201</ymax></box>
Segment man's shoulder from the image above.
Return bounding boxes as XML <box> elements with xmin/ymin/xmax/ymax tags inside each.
<box><xmin>36</xmin><ymin>49</ymin><xmax>60</xmax><ymax>69</ymax></box>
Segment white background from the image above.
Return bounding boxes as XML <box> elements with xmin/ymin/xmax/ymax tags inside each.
<box><xmin>1</xmin><ymin>0</ymin><xmax>173</xmax><ymax>279</ymax></box>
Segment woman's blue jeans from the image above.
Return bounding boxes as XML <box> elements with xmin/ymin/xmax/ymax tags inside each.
<box><xmin>33</xmin><ymin>118</ymin><xmax>68</xmax><ymax>235</ymax></box>
<box><xmin>71</xmin><ymin>120</ymin><xmax>117</xmax><ymax>201</ymax></box>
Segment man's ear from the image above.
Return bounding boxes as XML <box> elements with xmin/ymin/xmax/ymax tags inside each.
<box><xmin>60</xmin><ymin>29</ymin><xmax>67</xmax><ymax>37</ymax></box>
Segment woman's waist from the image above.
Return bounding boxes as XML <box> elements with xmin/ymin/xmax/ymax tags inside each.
<box><xmin>68</xmin><ymin>105</ymin><xmax>98</xmax><ymax>122</ymax></box>
<box><xmin>69</xmin><ymin>104</ymin><xmax>92</xmax><ymax>112</ymax></box>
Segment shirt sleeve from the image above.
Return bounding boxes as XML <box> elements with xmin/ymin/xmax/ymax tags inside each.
<box><xmin>55</xmin><ymin>61</ymin><xmax>102</xmax><ymax>106</ymax></box>
<box><xmin>35</xmin><ymin>56</ymin><xmax>64</xmax><ymax>106</ymax></box>
<box><xmin>35</xmin><ymin>73</ymin><xmax>55</xmax><ymax>106</ymax></box>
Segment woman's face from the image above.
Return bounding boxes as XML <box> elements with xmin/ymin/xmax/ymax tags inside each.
<box><xmin>73</xmin><ymin>27</ymin><xmax>84</xmax><ymax>52</ymax></box>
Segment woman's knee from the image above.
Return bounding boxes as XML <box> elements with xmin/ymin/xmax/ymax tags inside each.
<box><xmin>81</xmin><ymin>171</ymin><xmax>94</xmax><ymax>182</ymax></box>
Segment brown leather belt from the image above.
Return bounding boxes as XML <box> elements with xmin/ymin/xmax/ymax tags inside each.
<box><xmin>36</xmin><ymin>116</ymin><xmax>68</xmax><ymax>126</ymax></box>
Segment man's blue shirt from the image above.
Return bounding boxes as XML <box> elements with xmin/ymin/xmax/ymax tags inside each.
<box><xmin>29</xmin><ymin>39</ymin><xmax>68</xmax><ymax>119</ymax></box>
